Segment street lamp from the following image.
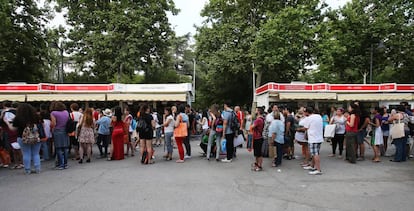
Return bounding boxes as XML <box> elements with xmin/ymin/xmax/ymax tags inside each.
<box><xmin>369</xmin><ymin>41</ymin><xmax>385</xmax><ymax>84</ymax></box>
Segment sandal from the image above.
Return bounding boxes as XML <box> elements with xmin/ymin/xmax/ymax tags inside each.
<box><xmin>253</xmin><ymin>166</ymin><xmax>263</xmax><ymax>171</ymax></box>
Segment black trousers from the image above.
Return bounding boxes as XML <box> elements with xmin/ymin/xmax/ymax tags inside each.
<box><xmin>184</xmin><ymin>130</ymin><xmax>191</xmax><ymax>156</ymax></box>
<box><xmin>225</xmin><ymin>133</ymin><xmax>235</xmax><ymax>160</ymax></box>
<box><xmin>332</xmin><ymin>134</ymin><xmax>345</xmax><ymax>155</ymax></box>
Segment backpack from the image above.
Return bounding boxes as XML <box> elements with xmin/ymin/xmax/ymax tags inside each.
<box><xmin>130</xmin><ymin>118</ymin><xmax>137</xmax><ymax>131</ymax></box>
<box><xmin>22</xmin><ymin>124</ymin><xmax>40</xmax><ymax>144</ymax></box>
<box><xmin>136</xmin><ymin>117</ymin><xmax>149</xmax><ymax>133</ymax></box>
<box><xmin>230</xmin><ymin>111</ymin><xmax>240</xmax><ymax>133</ymax></box>
<box><xmin>66</xmin><ymin>113</ymin><xmax>76</xmax><ymax>134</ymax></box>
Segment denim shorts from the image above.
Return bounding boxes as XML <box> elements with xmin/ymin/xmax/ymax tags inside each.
<box><xmin>309</xmin><ymin>143</ymin><xmax>322</xmax><ymax>156</ymax></box>
<box><xmin>357</xmin><ymin>130</ymin><xmax>367</xmax><ymax>144</ymax></box>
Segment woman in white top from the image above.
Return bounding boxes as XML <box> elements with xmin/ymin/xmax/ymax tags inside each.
<box><xmin>295</xmin><ymin>108</ymin><xmax>309</xmax><ymax>166</ymax></box>
<box><xmin>163</xmin><ymin>107</ymin><xmax>175</xmax><ymax>161</ymax></box>
<box><xmin>70</xmin><ymin>103</ymin><xmax>83</xmax><ymax>161</ymax></box>
<box><xmin>244</xmin><ymin>111</ymin><xmax>252</xmax><ymax>135</ymax></box>
<box><xmin>198</xmin><ymin>110</ymin><xmax>209</xmax><ymax>137</ymax></box>
<box><xmin>329</xmin><ymin>108</ymin><xmax>346</xmax><ymax>158</ymax></box>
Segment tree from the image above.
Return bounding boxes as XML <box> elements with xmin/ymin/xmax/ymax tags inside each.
<box><xmin>312</xmin><ymin>0</ymin><xmax>414</xmax><ymax>83</ymax></box>
<box><xmin>196</xmin><ymin>0</ymin><xmax>324</xmax><ymax>110</ymax></box>
<box><xmin>55</xmin><ymin>0</ymin><xmax>179</xmax><ymax>83</ymax></box>
<box><xmin>0</xmin><ymin>0</ymin><xmax>52</xmax><ymax>83</ymax></box>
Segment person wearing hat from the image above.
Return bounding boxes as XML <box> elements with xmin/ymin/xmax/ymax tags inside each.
<box><xmin>96</xmin><ymin>109</ymin><xmax>112</xmax><ymax>158</ymax></box>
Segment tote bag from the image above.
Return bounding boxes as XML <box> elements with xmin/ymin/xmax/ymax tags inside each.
<box><xmin>324</xmin><ymin>124</ymin><xmax>336</xmax><ymax>138</ymax></box>
<box><xmin>390</xmin><ymin>117</ymin><xmax>405</xmax><ymax>139</ymax></box>
<box><xmin>174</xmin><ymin>115</ymin><xmax>188</xmax><ymax>138</ymax></box>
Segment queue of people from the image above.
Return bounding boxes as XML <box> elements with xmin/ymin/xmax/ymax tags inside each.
<box><xmin>0</xmin><ymin>100</ymin><xmax>413</xmax><ymax>176</ymax></box>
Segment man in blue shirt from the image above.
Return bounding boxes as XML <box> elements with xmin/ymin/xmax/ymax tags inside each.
<box><xmin>96</xmin><ymin>109</ymin><xmax>112</xmax><ymax>158</ymax></box>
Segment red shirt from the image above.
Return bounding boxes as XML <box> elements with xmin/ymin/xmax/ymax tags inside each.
<box><xmin>346</xmin><ymin>115</ymin><xmax>359</xmax><ymax>133</ymax></box>
<box><xmin>253</xmin><ymin>117</ymin><xmax>264</xmax><ymax>140</ymax></box>
<box><xmin>236</xmin><ymin>111</ymin><xmax>244</xmax><ymax>125</ymax></box>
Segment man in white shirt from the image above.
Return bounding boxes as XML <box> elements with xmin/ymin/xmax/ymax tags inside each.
<box><xmin>301</xmin><ymin>107</ymin><xmax>324</xmax><ymax>175</ymax></box>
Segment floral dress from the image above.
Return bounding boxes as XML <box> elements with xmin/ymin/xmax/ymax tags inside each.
<box><xmin>78</xmin><ymin>125</ymin><xmax>95</xmax><ymax>144</ymax></box>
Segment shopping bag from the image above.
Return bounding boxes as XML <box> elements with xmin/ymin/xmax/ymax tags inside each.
<box><xmin>233</xmin><ymin>134</ymin><xmax>244</xmax><ymax>147</ymax></box>
<box><xmin>174</xmin><ymin>122</ymin><xmax>188</xmax><ymax>138</ymax></box>
<box><xmin>324</xmin><ymin>124</ymin><xmax>336</xmax><ymax>138</ymax></box>
<box><xmin>390</xmin><ymin>119</ymin><xmax>405</xmax><ymax>139</ymax></box>
<box><xmin>221</xmin><ymin>139</ymin><xmax>227</xmax><ymax>153</ymax></box>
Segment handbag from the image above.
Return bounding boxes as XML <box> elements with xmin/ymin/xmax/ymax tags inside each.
<box><xmin>324</xmin><ymin>124</ymin><xmax>336</xmax><ymax>138</ymax></box>
<box><xmin>390</xmin><ymin>116</ymin><xmax>405</xmax><ymax>139</ymax></box>
<box><xmin>174</xmin><ymin>115</ymin><xmax>188</xmax><ymax>138</ymax></box>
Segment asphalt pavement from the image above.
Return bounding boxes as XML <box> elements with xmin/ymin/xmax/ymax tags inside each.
<box><xmin>1</xmin><ymin>138</ymin><xmax>413</xmax><ymax>211</ymax></box>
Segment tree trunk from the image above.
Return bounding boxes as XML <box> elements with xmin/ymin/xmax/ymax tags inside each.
<box><xmin>251</xmin><ymin>68</ymin><xmax>262</xmax><ymax>119</ymax></box>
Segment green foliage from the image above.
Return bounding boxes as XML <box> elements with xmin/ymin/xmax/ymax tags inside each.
<box><xmin>0</xmin><ymin>0</ymin><xmax>52</xmax><ymax>83</ymax></box>
<box><xmin>55</xmin><ymin>0</ymin><xmax>178</xmax><ymax>83</ymax></box>
<box><xmin>312</xmin><ymin>0</ymin><xmax>414</xmax><ymax>83</ymax></box>
<box><xmin>196</xmin><ymin>0</ymin><xmax>324</xmax><ymax>107</ymax></box>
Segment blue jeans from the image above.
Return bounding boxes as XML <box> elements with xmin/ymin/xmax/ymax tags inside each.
<box><xmin>275</xmin><ymin>142</ymin><xmax>283</xmax><ymax>166</ymax></box>
<box><xmin>18</xmin><ymin>137</ymin><xmax>41</xmax><ymax>173</ymax></box>
<box><xmin>56</xmin><ymin>147</ymin><xmax>69</xmax><ymax>168</ymax></box>
<box><xmin>393</xmin><ymin>130</ymin><xmax>408</xmax><ymax>162</ymax></box>
<box><xmin>207</xmin><ymin>130</ymin><xmax>222</xmax><ymax>159</ymax></box>
<box><xmin>40</xmin><ymin>139</ymin><xmax>50</xmax><ymax>160</ymax></box>
<box><xmin>164</xmin><ymin>132</ymin><xmax>173</xmax><ymax>154</ymax></box>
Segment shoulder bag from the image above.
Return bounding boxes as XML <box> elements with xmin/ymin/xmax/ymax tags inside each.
<box><xmin>390</xmin><ymin>115</ymin><xmax>405</xmax><ymax>139</ymax></box>
<box><xmin>174</xmin><ymin>115</ymin><xmax>188</xmax><ymax>138</ymax></box>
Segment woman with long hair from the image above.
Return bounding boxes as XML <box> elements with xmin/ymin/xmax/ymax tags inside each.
<box><xmin>138</xmin><ymin>104</ymin><xmax>155</xmax><ymax>164</ymax></box>
<box><xmin>207</xmin><ymin>104</ymin><xmax>221</xmax><ymax>161</ymax></box>
<box><xmin>163</xmin><ymin>107</ymin><xmax>175</xmax><ymax>161</ymax></box>
<box><xmin>345</xmin><ymin>103</ymin><xmax>360</xmax><ymax>164</ymax></box>
<box><xmin>198</xmin><ymin>110</ymin><xmax>209</xmax><ymax>137</ymax></box>
<box><xmin>50</xmin><ymin>102</ymin><xmax>70</xmax><ymax>170</ymax></box>
<box><xmin>109</xmin><ymin>106</ymin><xmax>125</xmax><ymax>161</ymax></box>
<box><xmin>10</xmin><ymin>103</ymin><xmax>40</xmax><ymax>174</ymax></box>
<box><xmin>174</xmin><ymin>104</ymin><xmax>189</xmax><ymax>163</ymax></box>
<box><xmin>370</xmin><ymin>107</ymin><xmax>383</xmax><ymax>162</ymax></box>
<box><xmin>77</xmin><ymin>108</ymin><xmax>95</xmax><ymax>163</ymax></box>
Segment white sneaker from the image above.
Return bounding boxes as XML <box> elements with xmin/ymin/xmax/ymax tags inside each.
<box><xmin>303</xmin><ymin>166</ymin><xmax>315</xmax><ymax>170</ymax></box>
<box><xmin>184</xmin><ymin>155</ymin><xmax>191</xmax><ymax>160</ymax></box>
<box><xmin>221</xmin><ymin>158</ymin><xmax>232</xmax><ymax>163</ymax></box>
<box><xmin>308</xmin><ymin>170</ymin><xmax>322</xmax><ymax>175</ymax></box>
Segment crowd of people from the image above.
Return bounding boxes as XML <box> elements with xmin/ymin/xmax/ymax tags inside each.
<box><xmin>0</xmin><ymin>100</ymin><xmax>413</xmax><ymax>176</ymax></box>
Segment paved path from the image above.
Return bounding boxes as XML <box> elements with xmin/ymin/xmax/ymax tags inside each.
<box><xmin>1</xmin><ymin>140</ymin><xmax>413</xmax><ymax>211</ymax></box>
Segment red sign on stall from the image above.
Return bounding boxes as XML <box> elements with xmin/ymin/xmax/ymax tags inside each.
<box><xmin>0</xmin><ymin>85</ymin><xmax>39</xmax><ymax>91</ymax></box>
<box><xmin>329</xmin><ymin>84</ymin><xmax>380</xmax><ymax>92</ymax></box>
<box><xmin>55</xmin><ymin>84</ymin><xmax>112</xmax><ymax>92</ymax></box>
<box><xmin>380</xmin><ymin>83</ymin><xmax>396</xmax><ymax>91</ymax></box>
<box><xmin>313</xmin><ymin>83</ymin><xmax>328</xmax><ymax>91</ymax></box>
<box><xmin>279</xmin><ymin>84</ymin><xmax>313</xmax><ymax>91</ymax></box>
<box><xmin>396</xmin><ymin>85</ymin><xmax>414</xmax><ymax>92</ymax></box>
<box><xmin>256</xmin><ymin>84</ymin><xmax>270</xmax><ymax>95</ymax></box>
<box><xmin>40</xmin><ymin>84</ymin><xmax>56</xmax><ymax>91</ymax></box>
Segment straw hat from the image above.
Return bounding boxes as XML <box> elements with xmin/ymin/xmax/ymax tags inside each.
<box><xmin>103</xmin><ymin>108</ymin><xmax>112</xmax><ymax>116</ymax></box>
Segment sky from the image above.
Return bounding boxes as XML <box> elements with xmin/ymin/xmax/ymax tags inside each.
<box><xmin>167</xmin><ymin>0</ymin><xmax>351</xmax><ymax>36</ymax></box>
<box><xmin>49</xmin><ymin>0</ymin><xmax>351</xmax><ymax>36</ymax></box>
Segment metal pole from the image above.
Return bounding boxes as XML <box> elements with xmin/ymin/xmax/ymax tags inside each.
<box><xmin>370</xmin><ymin>44</ymin><xmax>373</xmax><ymax>84</ymax></box>
<box><xmin>193</xmin><ymin>58</ymin><xmax>196</xmax><ymax>102</ymax></box>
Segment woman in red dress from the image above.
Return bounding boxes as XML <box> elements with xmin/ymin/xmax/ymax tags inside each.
<box><xmin>109</xmin><ymin>107</ymin><xmax>125</xmax><ymax>160</ymax></box>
